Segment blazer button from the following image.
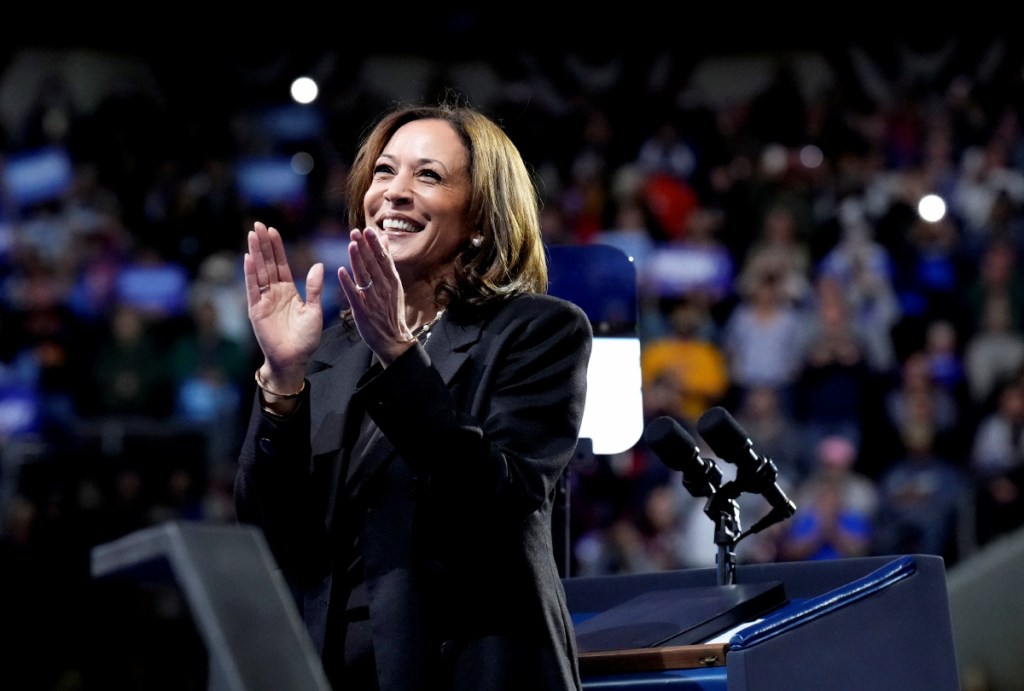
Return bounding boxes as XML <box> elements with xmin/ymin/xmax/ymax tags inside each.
<box><xmin>439</xmin><ymin>640</ymin><xmax>456</xmax><ymax>659</ymax></box>
<box><xmin>257</xmin><ymin>437</ymin><xmax>275</xmax><ymax>454</ymax></box>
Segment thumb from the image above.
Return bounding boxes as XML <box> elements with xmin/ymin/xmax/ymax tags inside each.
<box><xmin>304</xmin><ymin>263</ymin><xmax>325</xmax><ymax>306</ymax></box>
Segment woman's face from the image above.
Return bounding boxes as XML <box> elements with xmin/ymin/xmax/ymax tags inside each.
<box><xmin>363</xmin><ymin>118</ymin><xmax>473</xmax><ymax>280</ymax></box>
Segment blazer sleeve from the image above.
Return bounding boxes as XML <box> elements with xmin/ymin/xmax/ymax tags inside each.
<box><xmin>234</xmin><ymin>392</ymin><xmax>332</xmax><ymax>584</ymax></box>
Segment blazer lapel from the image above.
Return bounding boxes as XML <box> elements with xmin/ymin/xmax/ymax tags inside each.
<box><xmin>309</xmin><ymin>327</ymin><xmax>369</xmax><ymax>457</ymax></box>
<box><xmin>307</xmin><ymin>327</ymin><xmax>368</xmax><ymax>532</ymax></box>
<box><xmin>351</xmin><ymin>316</ymin><xmax>483</xmax><ymax>479</ymax></box>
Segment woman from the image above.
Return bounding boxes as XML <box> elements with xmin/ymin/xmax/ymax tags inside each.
<box><xmin>235</xmin><ymin>102</ymin><xmax>592</xmax><ymax>690</ymax></box>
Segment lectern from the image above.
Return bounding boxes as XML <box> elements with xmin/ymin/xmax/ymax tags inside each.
<box><xmin>563</xmin><ymin>554</ymin><xmax>961</xmax><ymax>690</ymax></box>
<box><xmin>92</xmin><ymin>523</ymin><xmax>961</xmax><ymax>691</ymax></box>
<box><xmin>90</xmin><ymin>520</ymin><xmax>332</xmax><ymax>691</ymax></box>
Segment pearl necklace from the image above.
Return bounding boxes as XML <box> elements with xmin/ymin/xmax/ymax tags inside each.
<box><xmin>411</xmin><ymin>309</ymin><xmax>445</xmax><ymax>342</ymax></box>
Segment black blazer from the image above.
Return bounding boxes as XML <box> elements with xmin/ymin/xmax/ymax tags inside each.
<box><xmin>236</xmin><ymin>292</ymin><xmax>592</xmax><ymax>691</ymax></box>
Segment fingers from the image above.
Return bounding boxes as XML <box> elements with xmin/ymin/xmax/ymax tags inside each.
<box><xmin>362</xmin><ymin>226</ymin><xmax>388</xmax><ymax>256</ymax></box>
<box><xmin>245</xmin><ymin>229</ymin><xmax>269</xmax><ymax>303</ymax></box>
<box><xmin>243</xmin><ymin>251</ymin><xmax>261</xmax><ymax>305</ymax></box>
<box><xmin>337</xmin><ymin>265</ymin><xmax>361</xmax><ymax>307</ymax></box>
<box><xmin>252</xmin><ymin>222</ymin><xmax>273</xmax><ymax>285</ymax></box>
<box><xmin>348</xmin><ymin>227</ymin><xmax>391</xmax><ymax>288</ymax></box>
<box><xmin>345</xmin><ymin>230</ymin><xmax>372</xmax><ymax>292</ymax></box>
<box><xmin>248</xmin><ymin>222</ymin><xmax>294</xmax><ymax>292</ymax></box>
<box><xmin>340</xmin><ymin>228</ymin><xmax>391</xmax><ymax>311</ymax></box>
<box><xmin>363</xmin><ymin>227</ymin><xmax>391</xmax><ymax>268</ymax></box>
<box><xmin>267</xmin><ymin>225</ymin><xmax>294</xmax><ymax>284</ymax></box>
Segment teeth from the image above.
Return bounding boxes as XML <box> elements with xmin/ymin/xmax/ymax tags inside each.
<box><xmin>381</xmin><ymin>218</ymin><xmax>421</xmax><ymax>232</ymax></box>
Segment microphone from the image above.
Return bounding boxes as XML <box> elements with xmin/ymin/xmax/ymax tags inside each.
<box><xmin>696</xmin><ymin>406</ymin><xmax>796</xmax><ymax>535</ymax></box>
<box><xmin>643</xmin><ymin>416</ymin><xmax>722</xmax><ymax>498</ymax></box>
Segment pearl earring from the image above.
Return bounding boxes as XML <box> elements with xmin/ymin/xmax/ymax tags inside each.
<box><xmin>471</xmin><ymin>235</ymin><xmax>483</xmax><ymax>247</ymax></box>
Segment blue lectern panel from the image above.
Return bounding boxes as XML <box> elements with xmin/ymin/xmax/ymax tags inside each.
<box><xmin>568</xmin><ymin>555</ymin><xmax>960</xmax><ymax>691</ymax></box>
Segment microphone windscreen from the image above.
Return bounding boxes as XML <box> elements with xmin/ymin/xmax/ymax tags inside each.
<box><xmin>697</xmin><ymin>406</ymin><xmax>748</xmax><ymax>460</ymax></box>
<box><xmin>644</xmin><ymin>416</ymin><xmax>700</xmax><ymax>472</ymax></box>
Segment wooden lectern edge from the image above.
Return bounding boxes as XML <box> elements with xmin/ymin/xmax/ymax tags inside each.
<box><xmin>578</xmin><ymin>642</ymin><xmax>729</xmax><ymax>675</ymax></box>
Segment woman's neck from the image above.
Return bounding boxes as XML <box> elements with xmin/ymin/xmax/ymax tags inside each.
<box><xmin>403</xmin><ymin>283</ymin><xmax>442</xmax><ymax>333</ymax></box>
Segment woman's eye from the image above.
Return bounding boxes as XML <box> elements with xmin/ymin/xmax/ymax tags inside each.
<box><xmin>373</xmin><ymin>164</ymin><xmax>394</xmax><ymax>176</ymax></box>
<box><xmin>419</xmin><ymin>169</ymin><xmax>441</xmax><ymax>181</ymax></box>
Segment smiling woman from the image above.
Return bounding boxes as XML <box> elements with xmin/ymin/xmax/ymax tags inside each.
<box><xmin>235</xmin><ymin>100</ymin><xmax>593</xmax><ymax>691</ymax></box>
<box><xmin>347</xmin><ymin>118</ymin><xmax>475</xmax><ymax>344</ymax></box>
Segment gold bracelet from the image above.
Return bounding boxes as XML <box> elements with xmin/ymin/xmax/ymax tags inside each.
<box><xmin>254</xmin><ymin>369</ymin><xmax>306</xmax><ymax>399</ymax></box>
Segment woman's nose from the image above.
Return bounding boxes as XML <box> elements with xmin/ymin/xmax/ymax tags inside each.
<box><xmin>383</xmin><ymin>172</ymin><xmax>412</xmax><ymax>203</ymax></box>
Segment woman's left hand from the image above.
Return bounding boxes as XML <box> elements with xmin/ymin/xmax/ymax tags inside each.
<box><xmin>338</xmin><ymin>227</ymin><xmax>416</xmax><ymax>365</ymax></box>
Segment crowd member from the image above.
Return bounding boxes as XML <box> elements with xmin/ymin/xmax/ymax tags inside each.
<box><xmin>968</xmin><ymin>237</ymin><xmax>1024</xmax><ymax>328</ymax></box>
<box><xmin>779</xmin><ymin>435</ymin><xmax>879</xmax><ymax>562</ymax></box>
<box><xmin>794</xmin><ymin>274</ymin><xmax>873</xmax><ymax>456</ymax></box>
<box><xmin>815</xmin><ymin>204</ymin><xmax>902</xmax><ymax>376</ymax></box>
<box><xmin>168</xmin><ymin>295</ymin><xmax>252</xmax><ymax>466</ymax></box>
<box><xmin>921</xmin><ymin>318</ymin><xmax>968</xmax><ymax>405</ymax></box>
<box><xmin>968</xmin><ymin>378</ymin><xmax>1024</xmax><ymax>546</ymax></box>
<box><xmin>85</xmin><ymin>302</ymin><xmax>173</xmax><ymax>417</ymax></box>
<box><xmin>234</xmin><ymin>102</ymin><xmax>592</xmax><ymax>691</ymax></box>
<box><xmin>640</xmin><ymin>294</ymin><xmax>728</xmax><ymax>428</ymax></box>
<box><xmin>963</xmin><ymin>293</ymin><xmax>1024</xmax><ymax>410</ymax></box>
<box><xmin>873</xmin><ymin>420</ymin><xmax>970</xmax><ymax>561</ymax></box>
<box><xmin>720</xmin><ymin>264</ymin><xmax>810</xmax><ymax>414</ymax></box>
<box><xmin>735</xmin><ymin>202</ymin><xmax>813</xmax><ymax>309</ymax></box>
<box><xmin>882</xmin><ymin>350</ymin><xmax>961</xmax><ymax>467</ymax></box>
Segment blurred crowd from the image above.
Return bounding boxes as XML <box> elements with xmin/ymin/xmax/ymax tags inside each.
<box><xmin>3</xmin><ymin>36</ymin><xmax>1024</xmax><ymax>687</ymax></box>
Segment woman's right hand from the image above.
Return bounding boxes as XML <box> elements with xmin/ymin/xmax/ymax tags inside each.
<box><xmin>244</xmin><ymin>221</ymin><xmax>324</xmax><ymax>391</ymax></box>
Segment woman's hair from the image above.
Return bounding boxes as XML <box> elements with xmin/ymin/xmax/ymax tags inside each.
<box><xmin>345</xmin><ymin>101</ymin><xmax>548</xmax><ymax>308</ymax></box>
